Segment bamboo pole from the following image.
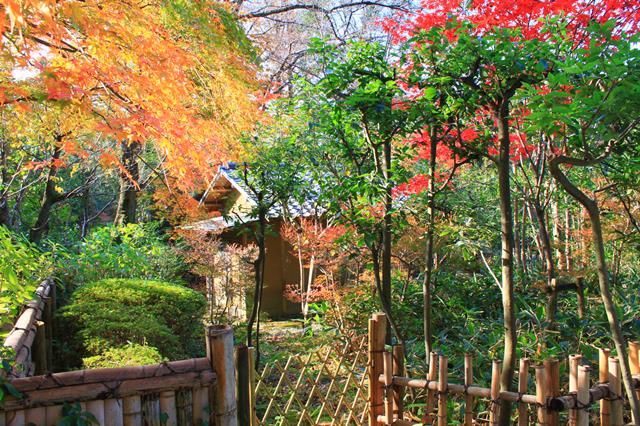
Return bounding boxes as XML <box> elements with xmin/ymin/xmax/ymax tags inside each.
<box><xmin>45</xmin><ymin>405</ymin><xmax>63</xmax><ymax>425</ymax></box>
<box><xmin>599</xmin><ymin>348</ymin><xmax>611</xmax><ymax>426</ymax></box>
<box><xmin>383</xmin><ymin>351</ymin><xmax>394</xmax><ymax>425</ymax></box>
<box><xmin>248</xmin><ymin>347</ymin><xmax>257</xmax><ymax>426</ymax></box>
<box><xmin>423</xmin><ymin>351</ymin><xmax>438</xmax><ymax>424</ymax></box>
<box><xmin>24</xmin><ymin>407</ymin><xmax>45</xmax><ymax>425</ymax></box>
<box><xmin>192</xmin><ymin>386</ymin><xmax>210</xmax><ymax>424</ymax></box>
<box><xmin>86</xmin><ymin>399</ymin><xmax>105</xmax><ymax>424</ymax></box>
<box><xmin>160</xmin><ymin>390</ymin><xmax>177</xmax><ymax>426</ymax></box>
<box><xmin>123</xmin><ymin>395</ymin><xmax>142</xmax><ymax>426</ymax></box>
<box><xmin>236</xmin><ymin>345</ymin><xmax>251</xmax><ymax>426</ymax></box>
<box><xmin>104</xmin><ymin>399</ymin><xmax>124</xmax><ymax>426</ymax></box>
<box><xmin>576</xmin><ymin>277</ymin><xmax>585</xmax><ymax>319</ymax></box>
<box><xmin>568</xmin><ymin>354</ymin><xmax>582</xmax><ymax>426</ymax></box>
<box><xmin>518</xmin><ymin>358</ymin><xmax>530</xmax><ymax>426</ymax></box>
<box><xmin>33</xmin><ymin>321</ymin><xmax>47</xmax><ymax>375</ymax></box>
<box><xmin>6</xmin><ymin>410</ymin><xmax>24</xmax><ymax>426</ymax></box>
<box><xmin>577</xmin><ymin>365</ymin><xmax>590</xmax><ymax>426</ymax></box>
<box><xmin>392</xmin><ymin>344</ymin><xmax>405</xmax><ymax>420</ymax></box>
<box><xmin>464</xmin><ymin>354</ymin><xmax>474</xmax><ymax>426</ymax></box>
<box><xmin>437</xmin><ymin>355</ymin><xmax>448</xmax><ymax>426</ymax></box>
<box><xmin>535</xmin><ymin>364</ymin><xmax>547</xmax><ymax>425</ymax></box>
<box><xmin>489</xmin><ymin>360</ymin><xmax>501</xmax><ymax>426</ymax></box>
<box><xmin>368</xmin><ymin>313</ymin><xmax>386</xmax><ymax>426</ymax></box>
<box><xmin>544</xmin><ymin>358</ymin><xmax>559</xmax><ymax>426</ymax></box>
<box><xmin>206</xmin><ymin>325</ymin><xmax>237</xmax><ymax>426</ymax></box>
<box><xmin>608</xmin><ymin>357</ymin><xmax>622</xmax><ymax>426</ymax></box>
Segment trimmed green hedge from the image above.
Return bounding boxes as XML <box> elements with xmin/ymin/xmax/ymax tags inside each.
<box><xmin>58</xmin><ymin>279</ymin><xmax>206</xmax><ymax>367</ymax></box>
<box><xmin>83</xmin><ymin>343</ymin><xmax>165</xmax><ymax>369</ymax></box>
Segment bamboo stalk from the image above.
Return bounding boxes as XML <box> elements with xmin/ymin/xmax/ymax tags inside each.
<box><xmin>369</xmin><ymin>313</ymin><xmax>386</xmax><ymax>426</ymax></box>
<box><xmin>535</xmin><ymin>364</ymin><xmax>547</xmax><ymax>425</ymax></box>
<box><xmin>104</xmin><ymin>399</ymin><xmax>124</xmax><ymax>426</ymax></box>
<box><xmin>384</xmin><ymin>351</ymin><xmax>394</xmax><ymax>425</ymax></box>
<box><xmin>464</xmin><ymin>354</ymin><xmax>474</xmax><ymax>426</ymax></box>
<box><xmin>33</xmin><ymin>321</ymin><xmax>48</xmax><ymax>375</ymax></box>
<box><xmin>6</xmin><ymin>410</ymin><xmax>24</xmax><ymax>426</ymax></box>
<box><xmin>489</xmin><ymin>360</ymin><xmax>501</xmax><ymax>426</ymax></box>
<box><xmin>518</xmin><ymin>358</ymin><xmax>530</xmax><ymax>426</ymax></box>
<box><xmin>544</xmin><ymin>358</ymin><xmax>559</xmax><ymax>426</ymax></box>
<box><xmin>24</xmin><ymin>407</ymin><xmax>45</xmax><ymax>425</ymax></box>
<box><xmin>206</xmin><ymin>325</ymin><xmax>237</xmax><ymax>426</ymax></box>
<box><xmin>608</xmin><ymin>357</ymin><xmax>622</xmax><ymax>426</ymax></box>
<box><xmin>45</xmin><ymin>405</ymin><xmax>63</xmax><ymax>425</ymax></box>
<box><xmin>600</xmin><ymin>348</ymin><xmax>611</xmax><ymax>426</ymax></box>
<box><xmin>248</xmin><ymin>347</ymin><xmax>257</xmax><ymax>426</ymax></box>
<box><xmin>236</xmin><ymin>345</ymin><xmax>251</xmax><ymax>426</ymax></box>
<box><xmin>192</xmin><ymin>386</ymin><xmax>210</xmax><ymax>424</ymax></box>
<box><xmin>160</xmin><ymin>390</ymin><xmax>177</xmax><ymax>426</ymax></box>
<box><xmin>568</xmin><ymin>354</ymin><xmax>582</xmax><ymax>426</ymax></box>
<box><xmin>392</xmin><ymin>344</ymin><xmax>405</xmax><ymax>420</ymax></box>
<box><xmin>577</xmin><ymin>366</ymin><xmax>590</xmax><ymax>426</ymax></box>
<box><xmin>86</xmin><ymin>399</ymin><xmax>105</xmax><ymax>424</ymax></box>
<box><xmin>437</xmin><ymin>355</ymin><xmax>448</xmax><ymax>426</ymax></box>
<box><xmin>423</xmin><ymin>351</ymin><xmax>438</xmax><ymax>424</ymax></box>
<box><xmin>123</xmin><ymin>395</ymin><xmax>142</xmax><ymax>426</ymax></box>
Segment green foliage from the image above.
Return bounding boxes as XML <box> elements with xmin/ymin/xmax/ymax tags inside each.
<box><xmin>57</xmin><ymin>278</ymin><xmax>206</xmax><ymax>368</ymax></box>
<box><xmin>0</xmin><ymin>348</ymin><xmax>21</xmax><ymax>407</ymax></box>
<box><xmin>58</xmin><ymin>403</ymin><xmax>99</xmax><ymax>426</ymax></box>
<box><xmin>0</xmin><ymin>226</ymin><xmax>54</xmax><ymax>329</ymax></box>
<box><xmin>82</xmin><ymin>343</ymin><xmax>166</xmax><ymax>369</ymax></box>
<box><xmin>65</xmin><ymin>223</ymin><xmax>187</xmax><ymax>284</ymax></box>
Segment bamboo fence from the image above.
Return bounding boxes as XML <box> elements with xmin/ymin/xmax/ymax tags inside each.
<box><xmin>0</xmin><ymin>325</ymin><xmax>238</xmax><ymax>426</ymax></box>
<box><xmin>2</xmin><ymin>278</ymin><xmax>55</xmax><ymax>378</ymax></box>
<box><xmin>368</xmin><ymin>313</ymin><xmax>640</xmax><ymax>426</ymax></box>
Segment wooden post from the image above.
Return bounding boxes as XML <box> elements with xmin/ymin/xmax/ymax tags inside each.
<box><xmin>193</xmin><ymin>387</ymin><xmax>211</xmax><ymax>424</ymax></box>
<box><xmin>369</xmin><ymin>313</ymin><xmax>386</xmax><ymax>426</ymax></box>
<box><xmin>518</xmin><ymin>358</ymin><xmax>530</xmax><ymax>426</ymax></box>
<box><xmin>568</xmin><ymin>354</ymin><xmax>582</xmax><ymax>426</ymax></box>
<box><xmin>33</xmin><ymin>321</ymin><xmax>48</xmax><ymax>375</ymax></box>
<box><xmin>464</xmin><ymin>354</ymin><xmax>474</xmax><ymax>426</ymax></box>
<box><xmin>160</xmin><ymin>391</ymin><xmax>177</xmax><ymax>426</ymax></box>
<box><xmin>383</xmin><ymin>351</ymin><xmax>394</xmax><ymax>425</ymax></box>
<box><xmin>86</xmin><ymin>399</ymin><xmax>105</xmax><ymax>425</ymax></box>
<box><xmin>577</xmin><ymin>365</ymin><xmax>590</xmax><ymax>426</ymax></box>
<box><xmin>6</xmin><ymin>410</ymin><xmax>25</xmax><ymax>426</ymax></box>
<box><xmin>489</xmin><ymin>360</ymin><xmax>501</xmax><ymax>426</ymax></box>
<box><xmin>45</xmin><ymin>405</ymin><xmax>64</xmax><ymax>425</ymax></box>
<box><xmin>535</xmin><ymin>364</ymin><xmax>547</xmax><ymax>426</ymax></box>
<box><xmin>424</xmin><ymin>351</ymin><xmax>438</xmax><ymax>424</ymax></box>
<box><xmin>544</xmin><ymin>358</ymin><xmax>559</xmax><ymax>426</ymax></box>
<box><xmin>599</xmin><ymin>348</ymin><xmax>611</xmax><ymax>426</ymax></box>
<box><xmin>437</xmin><ymin>355</ymin><xmax>448</xmax><ymax>426</ymax></box>
<box><xmin>248</xmin><ymin>347</ymin><xmax>257</xmax><ymax>426</ymax></box>
<box><xmin>104</xmin><ymin>399</ymin><xmax>124</xmax><ymax>426</ymax></box>
<box><xmin>630</xmin><ymin>341</ymin><xmax>640</xmax><ymax>403</ymax></box>
<box><xmin>608</xmin><ymin>357</ymin><xmax>623</xmax><ymax>426</ymax></box>
<box><xmin>576</xmin><ymin>277</ymin><xmax>585</xmax><ymax>319</ymax></box>
<box><xmin>123</xmin><ymin>395</ymin><xmax>142</xmax><ymax>426</ymax></box>
<box><xmin>237</xmin><ymin>345</ymin><xmax>251</xmax><ymax>426</ymax></box>
<box><xmin>206</xmin><ymin>325</ymin><xmax>238</xmax><ymax>426</ymax></box>
<box><xmin>392</xmin><ymin>344</ymin><xmax>405</xmax><ymax>420</ymax></box>
<box><xmin>25</xmin><ymin>407</ymin><xmax>46</xmax><ymax>425</ymax></box>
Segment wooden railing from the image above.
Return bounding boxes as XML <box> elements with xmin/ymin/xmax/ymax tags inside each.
<box><xmin>368</xmin><ymin>313</ymin><xmax>640</xmax><ymax>426</ymax></box>
<box><xmin>1</xmin><ymin>325</ymin><xmax>238</xmax><ymax>426</ymax></box>
<box><xmin>2</xmin><ymin>278</ymin><xmax>55</xmax><ymax>377</ymax></box>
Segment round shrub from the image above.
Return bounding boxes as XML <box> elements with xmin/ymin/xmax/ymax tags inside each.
<box><xmin>82</xmin><ymin>343</ymin><xmax>165</xmax><ymax>369</ymax></box>
<box><xmin>58</xmin><ymin>278</ymin><xmax>206</xmax><ymax>366</ymax></box>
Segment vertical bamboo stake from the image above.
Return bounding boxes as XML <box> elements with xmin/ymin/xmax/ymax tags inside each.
<box><xmin>123</xmin><ymin>395</ymin><xmax>142</xmax><ymax>426</ymax></box>
<box><xmin>248</xmin><ymin>347</ymin><xmax>257</xmax><ymax>426</ymax></box>
<box><xmin>6</xmin><ymin>410</ymin><xmax>24</xmax><ymax>426</ymax></box>
<box><xmin>518</xmin><ymin>358</ymin><xmax>530</xmax><ymax>426</ymax></box>
<box><xmin>577</xmin><ymin>366</ymin><xmax>590</xmax><ymax>426</ymax></box>
<box><xmin>608</xmin><ymin>357</ymin><xmax>623</xmax><ymax>426</ymax></box>
<box><xmin>192</xmin><ymin>387</ymin><xmax>211</xmax><ymax>424</ymax></box>
<box><xmin>206</xmin><ymin>325</ymin><xmax>238</xmax><ymax>426</ymax></box>
<box><xmin>104</xmin><ymin>399</ymin><xmax>124</xmax><ymax>426</ymax></box>
<box><xmin>237</xmin><ymin>345</ymin><xmax>251</xmax><ymax>426</ymax></box>
<box><xmin>437</xmin><ymin>355</ymin><xmax>448</xmax><ymax>426</ymax></box>
<box><xmin>464</xmin><ymin>354</ymin><xmax>474</xmax><ymax>426</ymax></box>
<box><xmin>568</xmin><ymin>354</ymin><xmax>582</xmax><ymax>426</ymax></box>
<box><xmin>424</xmin><ymin>351</ymin><xmax>438</xmax><ymax>424</ymax></box>
<box><xmin>489</xmin><ymin>360</ymin><xmax>501</xmax><ymax>426</ymax></box>
<box><xmin>535</xmin><ymin>364</ymin><xmax>547</xmax><ymax>426</ymax></box>
<box><xmin>630</xmin><ymin>341</ymin><xmax>640</xmax><ymax>403</ymax></box>
<box><xmin>160</xmin><ymin>391</ymin><xmax>177</xmax><ymax>426</ymax></box>
<box><xmin>86</xmin><ymin>400</ymin><xmax>105</xmax><ymax>425</ymax></box>
<box><xmin>383</xmin><ymin>351</ymin><xmax>394</xmax><ymax>425</ymax></box>
<box><xmin>599</xmin><ymin>348</ymin><xmax>611</xmax><ymax>426</ymax></box>
<box><xmin>576</xmin><ymin>277</ymin><xmax>585</xmax><ymax>319</ymax></box>
<box><xmin>45</xmin><ymin>405</ymin><xmax>64</xmax><ymax>425</ymax></box>
<box><xmin>392</xmin><ymin>344</ymin><xmax>405</xmax><ymax>420</ymax></box>
<box><xmin>368</xmin><ymin>313</ymin><xmax>386</xmax><ymax>426</ymax></box>
<box><xmin>33</xmin><ymin>321</ymin><xmax>47</xmax><ymax>375</ymax></box>
<box><xmin>24</xmin><ymin>407</ymin><xmax>46</xmax><ymax>425</ymax></box>
<box><xmin>544</xmin><ymin>358</ymin><xmax>559</xmax><ymax>426</ymax></box>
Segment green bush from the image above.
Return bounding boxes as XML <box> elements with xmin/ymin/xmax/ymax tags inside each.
<box><xmin>65</xmin><ymin>223</ymin><xmax>186</xmax><ymax>284</ymax></box>
<box><xmin>82</xmin><ymin>343</ymin><xmax>165</xmax><ymax>369</ymax></box>
<box><xmin>58</xmin><ymin>278</ymin><xmax>206</xmax><ymax>367</ymax></box>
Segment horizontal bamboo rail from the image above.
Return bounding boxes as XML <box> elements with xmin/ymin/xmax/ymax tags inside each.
<box><xmin>2</xmin><ymin>279</ymin><xmax>53</xmax><ymax>377</ymax></box>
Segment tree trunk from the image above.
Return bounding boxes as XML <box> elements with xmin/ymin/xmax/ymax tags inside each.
<box><xmin>0</xmin><ymin>137</ymin><xmax>10</xmax><ymax>227</ymax></box>
<box><xmin>114</xmin><ymin>141</ymin><xmax>140</xmax><ymax>226</ymax></box>
<box><xmin>382</xmin><ymin>140</ymin><xmax>394</xmax><ymax>344</ymax></box>
<box><xmin>246</xmin><ymin>206</ymin><xmax>266</xmax><ymax>369</ymax></box>
<box><xmin>29</xmin><ymin>146</ymin><xmax>64</xmax><ymax>243</ymax></box>
<box><xmin>422</xmin><ymin>127</ymin><xmax>437</xmax><ymax>361</ymax></box>
<box><xmin>496</xmin><ymin>103</ymin><xmax>517</xmax><ymax>426</ymax></box>
<box><xmin>533</xmin><ymin>205</ymin><xmax>557</xmax><ymax>325</ymax></box>
<box><xmin>565</xmin><ymin>205</ymin><xmax>573</xmax><ymax>271</ymax></box>
<box><xmin>550</xmin><ymin>157</ymin><xmax>640</xmax><ymax>424</ymax></box>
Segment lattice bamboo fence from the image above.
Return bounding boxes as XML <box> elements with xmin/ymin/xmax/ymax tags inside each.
<box><xmin>368</xmin><ymin>313</ymin><xmax>640</xmax><ymax>426</ymax></box>
<box><xmin>248</xmin><ymin>334</ymin><xmax>370</xmax><ymax>426</ymax></box>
